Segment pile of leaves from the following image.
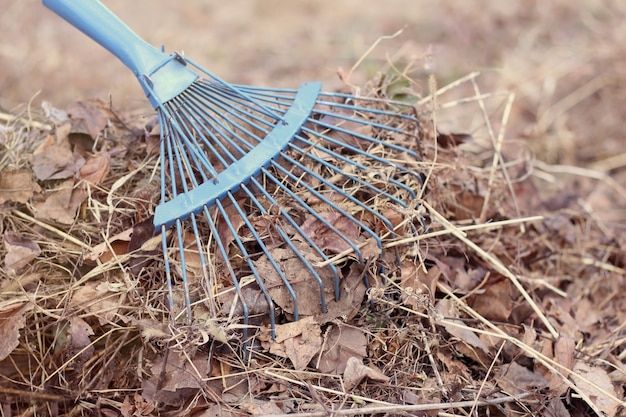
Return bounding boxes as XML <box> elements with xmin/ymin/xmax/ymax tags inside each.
<box><xmin>0</xmin><ymin>73</ymin><xmax>624</xmax><ymax>417</ymax></box>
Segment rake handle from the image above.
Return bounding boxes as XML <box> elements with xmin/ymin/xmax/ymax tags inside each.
<box><xmin>42</xmin><ymin>0</ymin><xmax>198</xmax><ymax>107</ymax></box>
<box><xmin>42</xmin><ymin>0</ymin><xmax>165</xmax><ymax>77</ymax></box>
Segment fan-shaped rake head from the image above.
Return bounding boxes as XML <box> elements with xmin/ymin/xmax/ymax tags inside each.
<box><xmin>154</xmin><ymin>60</ymin><xmax>425</xmax><ymax>338</ymax></box>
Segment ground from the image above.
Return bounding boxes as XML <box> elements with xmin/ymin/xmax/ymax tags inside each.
<box><xmin>0</xmin><ymin>1</ymin><xmax>625</xmax><ymax>416</ymax></box>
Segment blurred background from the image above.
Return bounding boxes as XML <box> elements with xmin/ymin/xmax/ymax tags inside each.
<box><xmin>2</xmin><ymin>0</ymin><xmax>625</xmax><ymax>167</ymax></box>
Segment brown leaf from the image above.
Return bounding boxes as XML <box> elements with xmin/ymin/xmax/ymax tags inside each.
<box><xmin>436</xmin><ymin>299</ymin><xmax>490</xmax><ymax>364</ymax></box>
<box><xmin>32</xmin><ymin>133</ymin><xmax>84</xmax><ymax>180</ymax></box>
<box><xmin>86</xmin><ymin>227</ymin><xmax>133</xmax><ymax>262</ymax></box>
<box><xmin>263</xmin><ymin>316</ymin><xmax>322</xmax><ymax>370</ymax></box>
<box><xmin>3</xmin><ymin>231</ymin><xmax>41</xmax><ymax>274</ymax></box>
<box><xmin>550</xmin><ymin>336</ymin><xmax>575</xmax><ymax>393</ymax></box>
<box><xmin>0</xmin><ymin>303</ymin><xmax>34</xmax><ymax>361</ymax></box>
<box><xmin>79</xmin><ymin>151</ymin><xmax>110</xmax><ymax>185</ymax></box>
<box><xmin>572</xmin><ymin>361</ymin><xmax>620</xmax><ymax>417</ymax></box>
<box><xmin>66</xmin><ymin>98</ymin><xmax>111</xmax><ymax>147</ymax></box>
<box><xmin>301</xmin><ymin>211</ymin><xmax>380</xmax><ymax>259</ymax></box>
<box><xmin>399</xmin><ymin>261</ymin><xmax>432</xmax><ymax>310</ymax></box>
<box><xmin>343</xmin><ymin>356</ymin><xmax>389</xmax><ymax>391</ymax></box>
<box><xmin>69</xmin><ymin>282</ymin><xmax>125</xmax><ymax>325</ymax></box>
<box><xmin>65</xmin><ymin>317</ymin><xmax>95</xmax><ymax>370</ymax></box>
<box><xmin>255</xmin><ymin>240</ymin><xmax>335</xmax><ymax>316</ymax></box>
<box><xmin>469</xmin><ymin>278</ymin><xmax>515</xmax><ymax>322</ymax></box>
<box><xmin>315</xmin><ymin>323</ymin><xmax>367</xmax><ymax>374</ymax></box>
<box><xmin>496</xmin><ymin>361</ymin><xmax>549</xmax><ymax>395</ymax></box>
<box><xmin>0</xmin><ymin>170</ymin><xmax>41</xmax><ymax>204</ymax></box>
<box><xmin>33</xmin><ymin>179</ymin><xmax>87</xmax><ymax>224</ymax></box>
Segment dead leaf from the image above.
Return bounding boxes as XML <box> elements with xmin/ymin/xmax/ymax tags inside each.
<box><xmin>86</xmin><ymin>227</ymin><xmax>133</xmax><ymax>262</ymax></box>
<box><xmin>255</xmin><ymin>240</ymin><xmax>335</xmax><ymax>316</ymax></box>
<box><xmin>436</xmin><ymin>299</ymin><xmax>489</xmax><ymax>354</ymax></box>
<box><xmin>549</xmin><ymin>336</ymin><xmax>575</xmax><ymax>393</ymax></box>
<box><xmin>0</xmin><ymin>303</ymin><xmax>34</xmax><ymax>361</ymax></box>
<box><xmin>69</xmin><ymin>282</ymin><xmax>124</xmax><ymax>325</ymax></box>
<box><xmin>33</xmin><ymin>179</ymin><xmax>87</xmax><ymax>224</ymax></box>
<box><xmin>3</xmin><ymin>231</ymin><xmax>41</xmax><ymax>274</ymax></box>
<box><xmin>32</xmin><ymin>133</ymin><xmax>84</xmax><ymax>180</ymax></box>
<box><xmin>66</xmin><ymin>98</ymin><xmax>111</xmax><ymax>148</ymax></box>
<box><xmin>301</xmin><ymin>211</ymin><xmax>380</xmax><ymax>259</ymax></box>
<box><xmin>496</xmin><ymin>361</ymin><xmax>549</xmax><ymax>395</ymax></box>
<box><xmin>263</xmin><ymin>317</ymin><xmax>322</xmax><ymax>370</ymax></box>
<box><xmin>0</xmin><ymin>170</ymin><xmax>41</xmax><ymax>204</ymax></box>
<box><xmin>399</xmin><ymin>261</ymin><xmax>432</xmax><ymax>310</ymax></box>
<box><xmin>79</xmin><ymin>152</ymin><xmax>110</xmax><ymax>185</ymax></box>
<box><xmin>65</xmin><ymin>317</ymin><xmax>95</xmax><ymax>370</ymax></box>
<box><xmin>315</xmin><ymin>323</ymin><xmax>367</xmax><ymax>374</ymax></box>
<box><xmin>343</xmin><ymin>356</ymin><xmax>389</xmax><ymax>391</ymax></box>
<box><xmin>469</xmin><ymin>278</ymin><xmax>515</xmax><ymax>322</ymax></box>
<box><xmin>572</xmin><ymin>361</ymin><xmax>620</xmax><ymax>417</ymax></box>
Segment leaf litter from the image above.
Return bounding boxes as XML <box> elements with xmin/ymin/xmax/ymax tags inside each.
<box><xmin>0</xmin><ymin>70</ymin><xmax>624</xmax><ymax>417</ymax></box>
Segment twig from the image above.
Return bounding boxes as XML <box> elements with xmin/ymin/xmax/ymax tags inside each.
<box><xmin>266</xmin><ymin>393</ymin><xmax>532</xmax><ymax>417</ymax></box>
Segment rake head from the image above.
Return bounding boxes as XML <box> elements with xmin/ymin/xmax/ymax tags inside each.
<box><xmin>43</xmin><ymin>0</ymin><xmax>426</xmax><ymax>340</ymax></box>
<box><xmin>155</xmin><ymin>60</ymin><xmax>425</xmax><ymax>337</ymax></box>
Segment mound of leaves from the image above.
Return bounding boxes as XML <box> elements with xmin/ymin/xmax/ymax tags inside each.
<box><xmin>1</xmin><ymin>74</ymin><xmax>624</xmax><ymax>416</ymax></box>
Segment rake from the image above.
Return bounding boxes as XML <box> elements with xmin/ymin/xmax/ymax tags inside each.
<box><xmin>44</xmin><ymin>0</ymin><xmax>425</xmax><ymax>337</ymax></box>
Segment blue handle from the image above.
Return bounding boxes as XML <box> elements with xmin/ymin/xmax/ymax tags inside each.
<box><xmin>43</xmin><ymin>0</ymin><xmax>198</xmax><ymax>107</ymax></box>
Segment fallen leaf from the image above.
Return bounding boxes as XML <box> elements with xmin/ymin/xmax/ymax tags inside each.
<box><xmin>86</xmin><ymin>227</ymin><xmax>133</xmax><ymax>262</ymax></box>
<box><xmin>315</xmin><ymin>323</ymin><xmax>367</xmax><ymax>374</ymax></box>
<box><xmin>66</xmin><ymin>98</ymin><xmax>111</xmax><ymax>147</ymax></box>
<box><xmin>436</xmin><ymin>299</ymin><xmax>489</xmax><ymax>354</ymax></box>
<box><xmin>495</xmin><ymin>361</ymin><xmax>549</xmax><ymax>395</ymax></box>
<box><xmin>65</xmin><ymin>317</ymin><xmax>95</xmax><ymax>370</ymax></box>
<box><xmin>343</xmin><ymin>356</ymin><xmax>389</xmax><ymax>390</ymax></box>
<box><xmin>32</xmin><ymin>133</ymin><xmax>84</xmax><ymax>180</ymax></box>
<box><xmin>398</xmin><ymin>261</ymin><xmax>432</xmax><ymax>310</ymax></box>
<box><xmin>301</xmin><ymin>211</ymin><xmax>380</xmax><ymax>259</ymax></box>
<box><xmin>263</xmin><ymin>316</ymin><xmax>322</xmax><ymax>370</ymax></box>
<box><xmin>550</xmin><ymin>336</ymin><xmax>575</xmax><ymax>393</ymax></box>
<box><xmin>255</xmin><ymin>240</ymin><xmax>335</xmax><ymax>316</ymax></box>
<box><xmin>69</xmin><ymin>282</ymin><xmax>124</xmax><ymax>325</ymax></box>
<box><xmin>0</xmin><ymin>303</ymin><xmax>34</xmax><ymax>361</ymax></box>
<box><xmin>33</xmin><ymin>179</ymin><xmax>87</xmax><ymax>224</ymax></box>
<box><xmin>79</xmin><ymin>151</ymin><xmax>110</xmax><ymax>185</ymax></box>
<box><xmin>572</xmin><ymin>361</ymin><xmax>620</xmax><ymax>417</ymax></box>
<box><xmin>0</xmin><ymin>170</ymin><xmax>41</xmax><ymax>204</ymax></box>
<box><xmin>3</xmin><ymin>231</ymin><xmax>41</xmax><ymax>274</ymax></box>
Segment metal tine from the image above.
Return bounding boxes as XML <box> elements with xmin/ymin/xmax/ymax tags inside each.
<box><xmin>217</xmin><ymin>194</ymin><xmax>278</xmax><ymax>338</ymax></box>
<box><xmin>249</xmin><ymin>174</ymin><xmax>340</xmax><ymax>303</ymax></box>
<box><xmin>202</xmin><ymin>203</ymin><xmax>251</xmax><ymax>342</ymax></box>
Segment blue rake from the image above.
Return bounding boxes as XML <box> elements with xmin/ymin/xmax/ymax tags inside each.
<box><xmin>44</xmin><ymin>0</ymin><xmax>424</xmax><ymax>338</ymax></box>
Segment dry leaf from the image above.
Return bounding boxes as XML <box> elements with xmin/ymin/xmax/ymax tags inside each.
<box><xmin>301</xmin><ymin>211</ymin><xmax>380</xmax><ymax>259</ymax></box>
<box><xmin>33</xmin><ymin>179</ymin><xmax>87</xmax><ymax>224</ymax></box>
<box><xmin>436</xmin><ymin>299</ymin><xmax>490</xmax><ymax>354</ymax></box>
<box><xmin>79</xmin><ymin>151</ymin><xmax>110</xmax><ymax>185</ymax></box>
<box><xmin>255</xmin><ymin>240</ymin><xmax>335</xmax><ymax>316</ymax></box>
<box><xmin>32</xmin><ymin>133</ymin><xmax>84</xmax><ymax>180</ymax></box>
<box><xmin>315</xmin><ymin>323</ymin><xmax>367</xmax><ymax>374</ymax></box>
<box><xmin>65</xmin><ymin>317</ymin><xmax>95</xmax><ymax>370</ymax></box>
<box><xmin>264</xmin><ymin>316</ymin><xmax>322</xmax><ymax>370</ymax></box>
<box><xmin>0</xmin><ymin>303</ymin><xmax>34</xmax><ymax>361</ymax></box>
<box><xmin>343</xmin><ymin>356</ymin><xmax>389</xmax><ymax>391</ymax></box>
<box><xmin>0</xmin><ymin>170</ymin><xmax>41</xmax><ymax>204</ymax></box>
<box><xmin>86</xmin><ymin>227</ymin><xmax>133</xmax><ymax>262</ymax></box>
<box><xmin>66</xmin><ymin>98</ymin><xmax>111</xmax><ymax>147</ymax></box>
<box><xmin>496</xmin><ymin>361</ymin><xmax>549</xmax><ymax>395</ymax></box>
<box><xmin>572</xmin><ymin>361</ymin><xmax>620</xmax><ymax>417</ymax></box>
<box><xmin>69</xmin><ymin>282</ymin><xmax>124</xmax><ymax>325</ymax></box>
<box><xmin>3</xmin><ymin>231</ymin><xmax>41</xmax><ymax>274</ymax></box>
